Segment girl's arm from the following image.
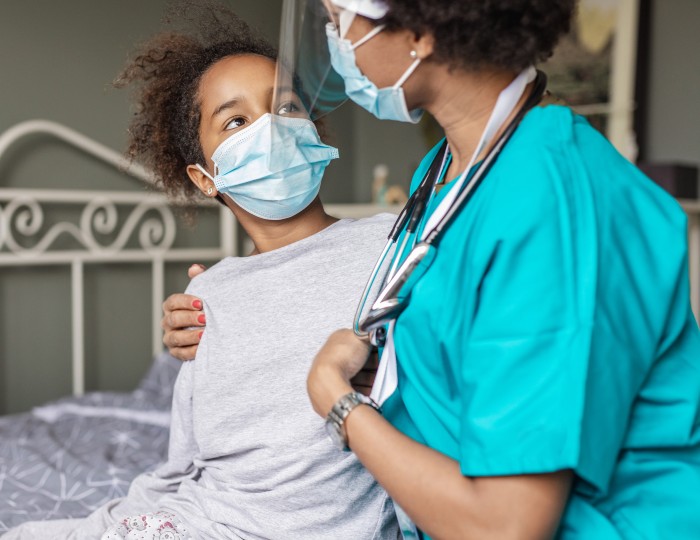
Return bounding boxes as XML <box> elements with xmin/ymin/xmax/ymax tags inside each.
<box><xmin>308</xmin><ymin>330</ymin><xmax>572</xmax><ymax>540</ymax></box>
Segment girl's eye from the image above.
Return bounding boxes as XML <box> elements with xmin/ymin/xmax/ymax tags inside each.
<box><xmin>225</xmin><ymin>117</ymin><xmax>246</xmax><ymax>130</ymax></box>
<box><xmin>276</xmin><ymin>101</ymin><xmax>300</xmax><ymax>116</ymax></box>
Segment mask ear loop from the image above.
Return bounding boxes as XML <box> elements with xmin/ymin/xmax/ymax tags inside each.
<box><xmin>350</xmin><ymin>24</ymin><xmax>386</xmax><ymax>50</ymax></box>
<box><xmin>393</xmin><ymin>58</ymin><xmax>421</xmax><ymax>89</ymax></box>
<box><xmin>196</xmin><ymin>163</ymin><xmax>216</xmax><ymax>182</ymax></box>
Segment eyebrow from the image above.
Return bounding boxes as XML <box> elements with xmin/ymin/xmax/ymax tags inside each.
<box><xmin>210</xmin><ymin>86</ymin><xmax>298</xmax><ymax>120</ymax></box>
<box><xmin>211</xmin><ymin>97</ymin><xmax>242</xmax><ymax>119</ymax></box>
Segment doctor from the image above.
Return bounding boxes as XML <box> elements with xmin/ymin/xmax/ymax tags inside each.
<box><xmin>162</xmin><ymin>0</ymin><xmax>700</xmax><ymax>537</ymax></box>
<box><xmin>302</xmin><ymin>0</ymin><xmax>700</xmax><ymax>539</ymax></box>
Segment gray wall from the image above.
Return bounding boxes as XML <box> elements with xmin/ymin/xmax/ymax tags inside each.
<box><xmin>645</xmin><ymin>0</ymin><xmax>700</xmax><ymax>170</ymax></box>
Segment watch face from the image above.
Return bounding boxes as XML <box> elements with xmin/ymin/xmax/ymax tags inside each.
<box><xmin>324</xmin><ymin>418</ymin><xmax>346</xmax><ymax>450</ymax></box>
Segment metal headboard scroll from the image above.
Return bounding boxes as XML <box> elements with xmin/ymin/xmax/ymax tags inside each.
<box><xmin>0</xmin><ymin>120</ymin><xmax>237</xmax><ymax>396</ymax></box>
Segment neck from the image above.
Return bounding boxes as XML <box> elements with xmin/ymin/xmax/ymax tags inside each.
<box><xmin>419</xmin><ymin>66</ymin><xmax>528</xmax><ymax>181</ymax></box>
<box><xmin>225</xmin><ymin>197</ymin><xmax>338</xmax><ymax>254</ymax></box>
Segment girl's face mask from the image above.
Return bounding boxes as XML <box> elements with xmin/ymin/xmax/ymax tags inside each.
<box><xmin>197</xmin><ymin>113</ymin><xmax>339</xmax><ymax>220</ymax></box>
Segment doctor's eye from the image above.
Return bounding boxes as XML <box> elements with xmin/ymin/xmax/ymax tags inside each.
<box><xmin>276</xmin><ymin>101</ymin><xmax>301</xmax><ymax>116</ymax></box>
<box><xmin>224</xmin><ymin>116</ymin><xmax>246</xmax><ymax>130</ymax></box>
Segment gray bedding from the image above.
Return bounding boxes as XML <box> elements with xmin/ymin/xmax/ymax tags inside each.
<box><xmin>0</xmin><ymin>352</ymin><xmax>180</xmax><ymax>533</ymax></box>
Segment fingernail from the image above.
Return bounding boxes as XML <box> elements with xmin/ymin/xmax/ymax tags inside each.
<box><xmin>198</xmin><ymin>331</ymin><xmax>204</xmax><ymax>340</ymax></box>
<box><xmin>197</xmin><ymin>264</ymin><xmax>207</xmax><ymax>270</ymax></box>
<box><xmin>192</xmin><ymin>300</ymin><xmax>202</xmax><ymax>310</ymax></box>
<box><xmin>198</xmin><ymin>314</ymin><xmax>206</xmax><ymax>324</ymax></box>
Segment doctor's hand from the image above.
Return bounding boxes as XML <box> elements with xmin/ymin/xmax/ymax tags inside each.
<box><xmin>161</xmin><ymin>264</ymin><xmax>207</xmax><ymax>361</ymax></box>
<box><xmin>350</xmin><ymin>349</ymin><xmax>379</xmax><ymax>397</ymax></box>
<box><xmin>307</xmin><ymin>329</ymin><xmax>373</xmax><ymax>418</ymax></box>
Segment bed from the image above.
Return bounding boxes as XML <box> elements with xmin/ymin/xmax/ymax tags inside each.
<box><xmin>0</xmin><ymin>351</ymin><xmax>180</xmax><ymax>532</ymax></box>
<box><xmin>0</xmin><ymin>119</ymin><xmax>395</xmax><ymax>533</ymax></box>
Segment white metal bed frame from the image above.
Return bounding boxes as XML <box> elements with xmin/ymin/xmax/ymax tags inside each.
<box><xmin>1</xmin><ymin>120</ymin><xmax>698</xmax><ymax>400</ymax></box>
<box><xmin>0</xmin><ymin>120</ymin><xmax>239</xmax><ymax>397</ymax></box>
<box><xmin>0</xmin><ymin>120</ymin><xmax>395</xmax><ymax>399</ymax></box>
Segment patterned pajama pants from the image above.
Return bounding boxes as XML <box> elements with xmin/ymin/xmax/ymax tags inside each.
<box><xmin>101</xmin><ymin>510</ymin><xmax>193</xmax><ymax>540</ymax></box>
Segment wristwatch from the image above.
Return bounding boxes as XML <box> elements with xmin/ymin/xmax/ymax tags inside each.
<box><xmin>325</xmin><ymin>392</ymin><xmax>380</xmax><ymax>451</ymax></box>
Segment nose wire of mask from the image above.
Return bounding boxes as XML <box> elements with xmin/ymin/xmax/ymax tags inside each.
<box><xmin>326</xmin><ymin>23</ymin><xmax>424</xmax><ymax>124</ymax></box>
<box><xmin>196</xmin><ymin>113</ymin><xmax>339</xmax><ymax>220</ymax></box>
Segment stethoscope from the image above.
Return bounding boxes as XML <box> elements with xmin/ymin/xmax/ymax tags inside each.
<box><xmin>353</xmin><ymin>70</ymin><xmax>548</xmax><ymax>347</ymax></box>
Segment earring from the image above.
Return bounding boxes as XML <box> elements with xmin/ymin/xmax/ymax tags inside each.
<box><xmin>410</xmin><ymin>50</ymin><xmax>418</xmax><ymax>59</ymax></box>
<box><xmin>207</xmin><ymin>186</ymin><xmax>214</xmax><ymax>195</ymax></box>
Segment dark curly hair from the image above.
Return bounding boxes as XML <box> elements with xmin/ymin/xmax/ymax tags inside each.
<box><xmin>115</xmin><ymin>1</ymin><xmax>277</xmax><ymax>204</ymax></box>
<box><xmin>380</xmin><ymin>0</ymin><xmax>576</xmax><ymax>72</ymax></box>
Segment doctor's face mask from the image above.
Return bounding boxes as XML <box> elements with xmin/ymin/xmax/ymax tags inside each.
<box><xmin>325</xmin><ymin>6</ymin><xmax>423</xmax><ymax>123</ymax></box>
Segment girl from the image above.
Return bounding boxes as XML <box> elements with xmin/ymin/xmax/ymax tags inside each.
<box><xmin>3</xmin><ymin>3</ymin><xmax>398</xmax><ymax>539</ymax></box>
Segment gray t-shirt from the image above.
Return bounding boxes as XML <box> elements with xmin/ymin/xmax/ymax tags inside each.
<box><xmin>3</xmin><ymin>214</ymin><xmax>398</xmax><ymax>540</ymax></box>
<box><xmin>156</xmin><ymin>213</ymin><xmax>398</xmax><ymax>539</ymax></box>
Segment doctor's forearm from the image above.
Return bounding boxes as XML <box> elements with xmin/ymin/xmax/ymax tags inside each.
<box><xmin>344</xmin><ymin>405</ymin><xmax>572</xmax><ymax>540</ymax></box>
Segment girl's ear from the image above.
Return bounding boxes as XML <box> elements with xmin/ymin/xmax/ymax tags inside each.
<box><xmin>186</xmin><ymin>164</ymin><xmax>219</xmax><ymax>197</ymax></box>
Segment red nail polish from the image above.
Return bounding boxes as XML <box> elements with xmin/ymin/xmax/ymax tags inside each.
<box><xmin>198</xmin><ymin>314</ymin><xmax>206</xmax><ymax>324</ymax></box>
<box><xmin>198</xmin><ymin>331</ymin><xmax>204</xmax><ymax>340</ymax></box>
<box><xmin>192</xmin><ymin>300</ymin><xmax>202</xmax><ymax>310</ymax></box>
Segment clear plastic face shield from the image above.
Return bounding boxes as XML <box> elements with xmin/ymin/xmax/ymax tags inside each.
<box><xmin>196</xmin><ymin>0</ymin><xmax>353</xmax><ymax>220</ymax></box>
<box><xmin>273</xmin><ymin>0</ymin><xmax>391</xmax><ymax>118</ymax></box>
<box><xmin>273</xmin><ymin>0</ymin><xmax>350</xmax><ymax>122</ymax></box>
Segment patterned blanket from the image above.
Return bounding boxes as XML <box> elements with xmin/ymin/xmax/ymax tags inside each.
<box><xmin>0</xmin><ymin>352</ymin><xmax>180</xmax><ymax>533</ymax></box>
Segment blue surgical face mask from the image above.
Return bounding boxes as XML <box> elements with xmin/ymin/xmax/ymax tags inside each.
<box><xmin>197</xmin><ymin>114</ymin><xmax>338</xmax><ymax>220</ymax></box>
<box><xmin>325</xmin><ymin>22</ymin><xmax>423</xmax><ymax>124</ymax></box>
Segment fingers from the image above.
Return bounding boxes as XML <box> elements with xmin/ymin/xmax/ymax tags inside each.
<box><xmin>352</xmin><ymin>384</ymin><xmax>373</xmax><ymax>397</ymax></box>
<box><xmin>162</xmin><ymin>308</ymin><xmax>205</xmax><ymax>334</ymax></box>
<box><xmin>162</xmin><ymin>293</ymin><xmax>203</xmax><ymax>314</ymax></box>
<box><xmin>187</xmin><ymin>263</ymin><xmax>207</xmax><ymax>279</ymax></box>
<box><xmin>163</xmin><ymin>329</ymin><xmax>202</xmax><ymax>361</ymax></box>
<box><xmin>168</xmin><ymin>345</ymin><xmax>199</xmax><ymax>362</ymax></box>
<box><xmin>160</xmin><ymin>264</ymin><xmax>205</xmax><ymax>363</ymax></box>
<box><xmin>350</xmin><ymin>369</ymin><xmax>376</xmax><ymax>389</ymax></box>
<box><xmin>350</xmin><ymin>348</ymin><xmax>378</xmax><ymax>395</ymax></box>
<box><xmin>365</xmin><ymin>349</ymin><xmax>379</xmax><ymax>369</ymax></box>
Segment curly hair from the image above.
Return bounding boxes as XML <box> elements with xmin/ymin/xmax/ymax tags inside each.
<box><xmin>380</xmin><ymin>0</ymin><xmax>576</xmax><ymax>72</ymax></box>
<box><xmin>115</xmin><ymin>0</ymin><xmax>277</xmax><ymax>203</ymax></box>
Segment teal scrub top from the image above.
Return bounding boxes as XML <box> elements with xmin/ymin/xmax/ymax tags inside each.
<box><xmin>382</xmin><ymin>105</ymin><xmax>700</xmax><ymax>539</ymax></box>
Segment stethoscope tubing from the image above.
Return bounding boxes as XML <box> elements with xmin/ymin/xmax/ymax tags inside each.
<box><xmin>352</xmin><ymin>142</ymin><xmax>450</xmax><ymax>337</ymax></box>
<box><xmin>353</xmin><ymin>70</ymin><xmax>548</xmax><ymax>340</ymax></box>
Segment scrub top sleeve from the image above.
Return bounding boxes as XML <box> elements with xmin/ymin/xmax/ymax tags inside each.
<box><xmin>456</xmin><ymin>153</ymin><xmax>611</xmax><ymax>490</ymax></box>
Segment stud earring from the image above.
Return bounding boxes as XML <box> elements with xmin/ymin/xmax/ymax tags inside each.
<box><xmin>410</xmin><ymin>50</ymin><xmax>418</xmax><ymax>59</ymax></box>
<box><xmin>207</xmin><ymin>186</ymin><xmax>214</xmax><ymax>195</ymax></box>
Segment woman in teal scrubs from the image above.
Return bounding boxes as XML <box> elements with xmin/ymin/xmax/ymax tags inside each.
<box><xmin>162</xmin><ymin>0</ymin><xmax>700</xmax><ymax>537</ymax></box>
<box><xmin>303</xmin><ymin>0</ymin><xmax>700</xmax><ymax>538</ymax></box>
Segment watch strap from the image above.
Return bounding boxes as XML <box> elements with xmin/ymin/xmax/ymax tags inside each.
<box><xmin>326</xmin><ymin>392</ymin><xmax>380</xmax><ymax>450</ymax></box>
